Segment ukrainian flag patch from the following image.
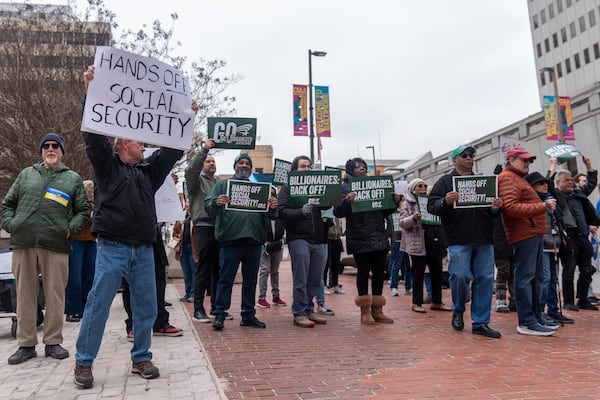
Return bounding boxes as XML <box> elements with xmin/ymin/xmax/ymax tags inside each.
<box><xmin>44</xmin><ymin>187</ymin><xmax>70</xmax><ymax>207</ymax></box>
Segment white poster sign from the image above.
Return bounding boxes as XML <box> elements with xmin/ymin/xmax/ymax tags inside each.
<box><xmin>144</xmin><ymin>148</ymin><xmax>185</xmax><ymax>222</ymax></box>
<box><xmin>82</xmin><ymin>46</ymin><xmax>195</xmax><ymax>150</ymax></box>
<box><xmin>498</xmin><ymin>136</ymin><xmax>527</xmax><ymax>164</ymax></box>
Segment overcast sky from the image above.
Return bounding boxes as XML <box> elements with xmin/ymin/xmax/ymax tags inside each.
<box><xmin>54</xmin><ymin>0</ymin><xmax>541</xmax><ymax>174</ymax></box>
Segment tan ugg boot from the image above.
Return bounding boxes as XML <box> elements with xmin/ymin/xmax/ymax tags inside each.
<box><xmin>355</xmin><ymin>295</ymin><xmax>376</xmax><ymax>325</ymax></box>
<box><xmin>371</xmin><ymin>295</ymin><xmax>394</xmax><ymax>323</ymax></box>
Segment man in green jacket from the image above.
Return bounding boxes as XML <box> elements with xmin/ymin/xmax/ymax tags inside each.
<box><xmin>2</xmin><ymin>133</ymin><xmax>90</xmax><ymax>365</ymax></box>
<box><xmin>204</xmin><ymin>154</ymin><xmax>278</xmax><ymax>330</ymax></box>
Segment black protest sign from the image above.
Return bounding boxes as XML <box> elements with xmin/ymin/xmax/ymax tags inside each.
<box><xmin>349</xmin><ymin>175</ymin><xmax>396</xmax><ymax>213</ymax></box>
<box><xmin>452</xmin><ymin>175</ymin><xmax>497</xmax><ymax>208</ymax></box>
<box><xmin>225</xmin><ymin>180</ymin><xmax>271</xmax><ymax>212</ymax></box>
<box><xmin>272</xmin><ymin>158</ymin><xmax>292</xmax><ymax>186</ymax></box>
<box><xmin>416</xmin><ymin>195</ymin><xmax>441</xmax><ymax>225</ymax></box>
<box><xmin>287</xmin><ymin>170</ymin><xmax>342</xmax><ymax>208</ymax></box>
<box><xmin>207</xmin><ymin>117</ymin><xmax>257</xmax><ymax>149</ymax></box>
<box><xmin>82</xmin><ymin>46</ymin><xmax>194</xmax><ymax>150</ymax></box>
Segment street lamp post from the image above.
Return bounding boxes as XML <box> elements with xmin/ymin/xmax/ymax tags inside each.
<box><xmin>540</xmin><ymin>66</ymin><xmax>577</xmax><ymax>173</ymax></box>
<box><xmin>308</xmin><ymin>49</ymin><xmax>327</xmax><ymax>163</ymax></box>
<box><xmin>366</xmin><ymin>145</ymin><xmax>376</xmax><ymax>175</ymax></box>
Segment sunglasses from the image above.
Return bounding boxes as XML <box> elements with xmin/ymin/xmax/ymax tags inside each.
<box><xmin>517</xmin><ymin>157</ymin><xmax>534</xmax><ymax>164</ymax></box>
<box><xmin>416</xmin><ymin>184</ymin><xmax>428</xmax><ymax>188</ymax></box>
<box><xmin>42</xmin><ymin>143</ymin><xmax>60</xmax><ymax>150</ymax></box>
<box><xmin>459</xmin><ymin>153</ymin><xmax>474</xmax><ymax>159</ymax></box>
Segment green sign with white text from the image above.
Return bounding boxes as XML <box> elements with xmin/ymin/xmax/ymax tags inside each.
<box><xmin>349</xmin><ymin>175</ymin><xmax>396</xmax><ymax>213</ymax></box>
<box><xmin>287</xmin><ymin>170</ymin><xmax>342</xmax><ymax>208</ymax></box>
<box><xmin>207</xmin><ymin>117</ymin><xmax>257</xmax><ymax>149</ymax></box>
<box><xmin>452</xmin><ymin>175</ymin><xmax>497</xmax><ymax>208</ymax></box>
<box><xmin>225</xmin><ymin>180</ymin><xmax>271</xmax><ymax>212</ymax></box>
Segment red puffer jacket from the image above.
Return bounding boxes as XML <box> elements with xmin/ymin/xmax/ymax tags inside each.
<box><xmin>498</xmin><ymin>166</ymin><xmax>547</xmax><ymax>244</ymax></box>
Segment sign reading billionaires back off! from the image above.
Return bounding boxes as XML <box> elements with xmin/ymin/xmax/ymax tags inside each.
<box><xmin>348</xmin><ymin>175</ymin><xmax>396</xmax><ymax>213</ymax></box>
<box><xmin>287</xmin><ymin>170</ymin><xmax>342</xmax><ymax>208</ymax></box>
<box><xmin>452</xmin><ymin>175</ymin><xmax>497</xmax><ymax>208</ymax></box>
<box><xmin>225</xmin><ymin>180</ymin><xmax>271</xmax><ymax>212</ymax></box>
<box><xmin>207</xmin><ymin>117</ymin><xmax>257</xmax><ymax>150</ymax></box>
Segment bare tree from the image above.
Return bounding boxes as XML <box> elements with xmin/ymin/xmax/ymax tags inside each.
<box><xmin>0</xmin><ymin>1</ymin><xmax>238</xmax><ymax>202</ymax></box>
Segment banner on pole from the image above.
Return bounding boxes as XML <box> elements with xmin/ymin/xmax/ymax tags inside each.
<box><xmin>293</xmin><ymin>84</ymin><xmax>308</xmax><ymax>136</ymax></box>
<box><xmin>315</xmin><ymin>86</ymin><xmax>331</xmax><ymax>137</ymax></box>
<box><xmin>82</xmin><ymin>46</ymin><xmax>195</xmax><ymax>150</ymax></box>
<box><xmin>543</xmin><ymin>95</ymin><xmax>575</xmax><ymax>141</ymax></box>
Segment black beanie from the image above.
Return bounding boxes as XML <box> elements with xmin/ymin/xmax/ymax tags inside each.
<box><xmin>39</xmin><ymin>133</ymin><xmax>65</xmax><ymax>154</ymax></box>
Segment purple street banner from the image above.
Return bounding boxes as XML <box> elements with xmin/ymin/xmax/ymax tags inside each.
<box><xmin>293</xmin><ymin>84</ymin><xmax>308</xmax><ymax>136</ymax></box>
<box><xmin>543</xmin><ymin>95</ymin><xmax>575</xmax><ymax>141</ymax></box>
<box><xmin>315</xmin><ymin>85</ymin><xmax>331</xmax><ymax>137</ymax></box>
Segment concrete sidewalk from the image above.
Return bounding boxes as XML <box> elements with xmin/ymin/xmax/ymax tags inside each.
<box><xmin>0</xmin><ymin>284</ymin><xmax>224</xmax><ymax>400</ymax></box>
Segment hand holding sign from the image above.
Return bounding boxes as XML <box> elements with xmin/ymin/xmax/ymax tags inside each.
<box><xmin>216</xmin><ymin>194</ymin><xmax>229</xmax><ymax>206</ymax></box>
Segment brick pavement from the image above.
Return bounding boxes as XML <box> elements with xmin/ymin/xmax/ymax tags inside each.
<box><xmin>0</xmin><ymin>284</ymin><xmax>223</xmax><ymax>400</ymax></box>
<box><xmin>181</xmin><ymin>260</ymin><xmax>600</xmax><ymax>400</ymax></box>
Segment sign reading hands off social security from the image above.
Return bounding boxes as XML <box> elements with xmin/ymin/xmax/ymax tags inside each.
<box><xmin>207</xmin><ymin>117</ymin><xmax>257</xmax><ymax>149</ymax></box>
<box><xmin>82</xmin><ymin>47</ymin><xmax>195</xmax><ymax>150</ymax></box>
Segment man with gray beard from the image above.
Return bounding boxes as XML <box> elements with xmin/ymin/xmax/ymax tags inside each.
<box><xmin>204</xmin><ymin>154</ymin><xmax>278</xmax><ymax>330</ymax></box>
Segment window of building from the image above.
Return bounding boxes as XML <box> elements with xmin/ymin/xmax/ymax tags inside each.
<box><xmin>544</xmin><ymin>38</ymin><xmax>550</xmax><ymax>52</ymax></box>
<box><xmin>566</xmin><ymin>0</ymin><xmax>572</xmax><ymax>6</ymax></box>
<box><xmin>556</xmin><ymin>63</ymin><xmax>563</xmax><ymax>78</ymax></box>
<box><xmin>574</xmin><ymin>53</ymin><xmax>581</xmax><ymax>68</ymax></box>
<box><xmin>565</xmin><ymin>57</ymin><xmax>572</xmax><ymax>73</ymax></box>
<box><xmin>537</xmin><ymin>43</ymin><xmax>543</xmax><ymax>57</ymax></box>
<box><xmin>570</xmin><ymin>21</ymin><xmax>577</xmax><ymax>38</ymax></box>
<box><xmin>255</xmin><ymin>168</ymin><xmax>263</xmax><ymax>173</ymax></box>
<box><xmin>594</xmin><ymin>43</ymin><xmax>600</xmax><ymax>59</ymax></box>
<box><xmin>552</xmin><ymin>33</ymin><xmax>559</xmax><ymax>48</ymax></box>
<box><xmin>561</xmin><ymin>27</ymin><xmax>567</xmax><ymax>43</ymax></box>
<box><xmin>584</xmin><ymin>48</ymin><xmax>590</xmax><ymax>64</ymax></box>
<box><xmin>533</xmin><ymin>14</ymin><xmax>539</xmax><ymax>29</ymax></box>
<box><xmin>541</xmin><ymin>9</ymin><xmax>547</xmax><ymax>24</ymax></box>
<box><xmin>557</xmin><ymin>0</ymin><xmax>563</xmax><ymax>13</ymax></box>
<box><xmin>540</xmin><ymin>71</ymin><xmax>546</xmax><ymax>86</ymax></box>
<box><xmin>590</xmin><ymin>10</ymin><xmax>596</xmax><ymax>27</ymax></box>
<box><xmin>549</xmin><ymin>4</ymin><xmax>555</xmax><ymax>19</ymax></box>
<box><xmin>579</xmin><ymin>16</ymin><xmax>586</xmax><ymax>32</ymax></box>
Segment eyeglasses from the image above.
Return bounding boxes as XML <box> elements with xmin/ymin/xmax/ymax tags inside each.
<box><xmin>459</xmin><ymin>153</ymin><xmax>474</xmax><ymax>159</ymax></box>
<box><xmin>416</xmin><ymin>184</ymin><xmax>428</xmax><ymax>188</ymax></box>
<box><xmin>42</xmin><ymin>143</ymin><xmax>60</xmax><ymax>150</ymax></box>
<box><xmin>517</xmin><ymin>157</ymin><xmax>534</xmax><ymax>164</ymax></box>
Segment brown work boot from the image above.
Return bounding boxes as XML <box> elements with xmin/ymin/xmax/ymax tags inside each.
<box><xmin>371</xmin><ymin>295</ymin><xmax>394</xmax><ymax>323</ymax></box>
<box><xmin>73</xmin><ymin>364</ymin><xmax>93</xmax><ymax>389</ymax></box>
<box><xmin>355</xmin><ymin>295</ymin><xmax>376</xmax><ymax>325</ymax></box>
<box><xmin>131</xmin><ymin>360</ymin><xmax>160</xmax><ymax>379</ymax></box>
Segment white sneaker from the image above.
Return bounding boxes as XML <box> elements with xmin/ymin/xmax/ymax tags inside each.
<box><xmin>333</xmin><ymin>285</ymin><xmax>345</xmax><ymax>294</ymax></box>
<box><xmin>317</xmin><ymin>304</ymin><xmax>335</xmax><ymax>316</ymax></box>
<box><xmin>324</xmin><ymin>288</ymin><xmax>332</xmax><ymax>295</ymax></box>
<box><xmin>391</xmin><ymin>288</ymin><xmax>399</xmax><ymax>297</ymax></box>
<box><xmin>495</xmin><ymin>299</ymin><xmax>509</xmax><ymax>313</ymax></box>
<box><xmin>517</xmin><ymin>323</ymin><xmax>554</xmax><ymax>336</ymax></box>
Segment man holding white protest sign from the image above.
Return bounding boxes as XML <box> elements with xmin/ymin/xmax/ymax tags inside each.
<box><xmin>205</xmin><ymin>154</ymin><xmax>278</xmax><ymax>331</ymax></box>
<box><xmin>74</xmin><ymin>63</ymin><xmax>197</xmax><ymax>388</ymax></box>
<box><xmin>428</xmin><ymin>145</ymin><xmax>503</xmax><ymax>339</ymax></box>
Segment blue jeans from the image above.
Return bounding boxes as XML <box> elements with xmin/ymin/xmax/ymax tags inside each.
<box><xmin>543</xmin><ymin>252</ymin><xmax>560</xmax><ymax>316</ymax></box>
<box><xmin>288</xmin><ymin>240</ymin><xmax>327</xmax><ymax>316</ymax></box>
<box><xmin>513</xmin><ymin>237</ymin><xmax>545</xmax><ymax>326</ymax></box>
<box><xmin>66</xmin><ymin>240</ymin><xmax>97</xmax><ymax>315</ymax></box>
<box><xmin>390</xmin><ymin>244</ymin><xmax>412</xmax><ymax>290</ymax></box>
<box><xmin>448</xmin><ymin>243</ymin><xmax>494</xmax><ymax>327</ymax></box>
<box><xmin>76</xmin><ymin>238</ymin><xmax>156</xmax><ymax>366</ymax></box>
<box><xmin>213</xmin><ymin>244</ymin><xmax>262</xmax><ymax>320</ymax></box>
<box><xmin>179</xmin><ymin>243</ymin><xmax>195</xmax><ymax>299</ymax></box>
<box><xmin>424</xmin><ymin>273</ymin><xmax>432</xmax><ymax>297</ymax></box>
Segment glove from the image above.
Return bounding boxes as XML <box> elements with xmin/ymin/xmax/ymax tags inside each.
<box><xmin>302</xmin><ymin>203</ymin><xmax>313</xmax><ymax>216</ymax></box>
